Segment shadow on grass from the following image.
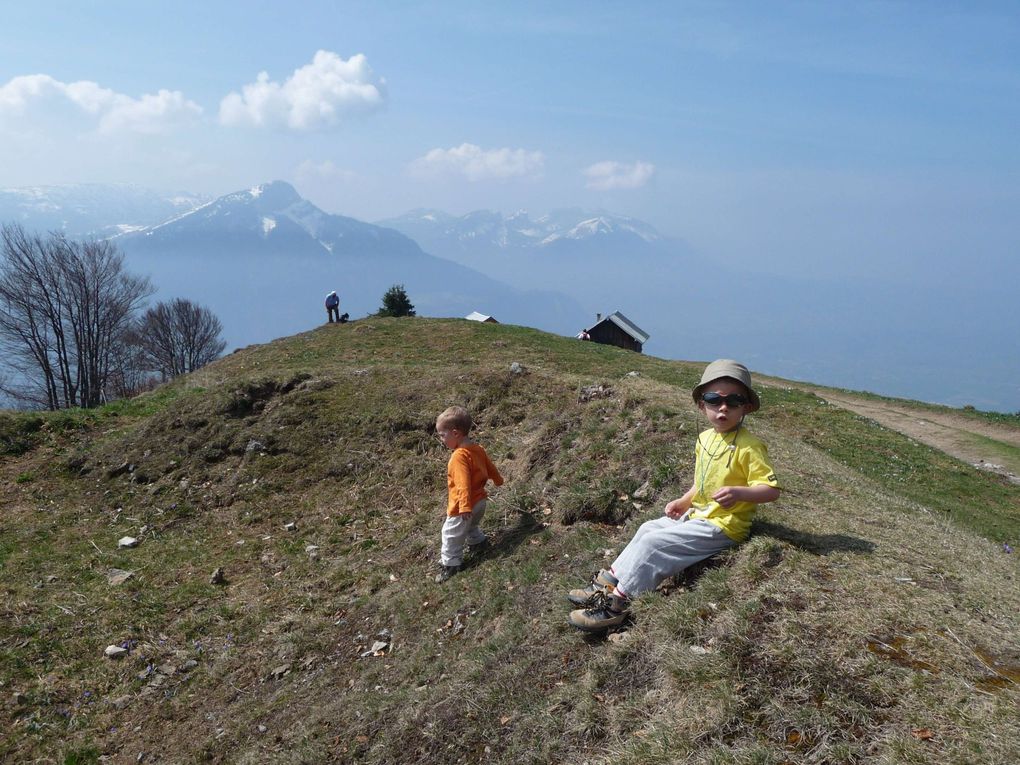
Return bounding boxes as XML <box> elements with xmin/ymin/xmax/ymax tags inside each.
<box><xmin>467</xmin><ymin>509</ymin><xmax>546</xmax><ymax>567</ymax></box>
<box><xmin>752</xmin><ymin>519</ymin><xmax>876</xmax><ymax>556</ymax></box>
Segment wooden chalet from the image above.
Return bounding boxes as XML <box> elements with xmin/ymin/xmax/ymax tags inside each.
<box><xmin>584</xmin><ymin>311</ymin><xmax>649</xmax><ymax>353</ymax></box>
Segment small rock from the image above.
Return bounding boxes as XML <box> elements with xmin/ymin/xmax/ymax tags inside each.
<box><xmin>139</xmin><ymin>525</ymin><xmax>150</xmax><ymax>535</ymax></box>
<box><xmin>607</xmin><ymin>632</ymin><xmax>630</xmax><ymax>644</ymax></box>
<box><xmin>110</xmin><ymin>695</ymin><xmax>132</xmax><ymax>709</ymax></box>
<box><xmin>258</xmin><ymin>724</ymin><xmax>268</xmax><ymax>734</ymax></box>
<box><xmin>632</xmin><ymin>481</ymin><xmax>651</xmax><ymax>499</ymax></box>
<box><xmin>210</xmin><ymin>567</ymin><xmax>226</xmax><ymax>585</ymax></box>
<box><xmin>283</xmin><ymin>522</ymin><xmax>297</xmax><ymax>532</ymax></box>
<box><xmin>361</xmin><ymin>640</ymin><xmax>389</xmax><ymax>658</ymax></box>
<box><xmin>105</xmin><ymin>645</ymin><xmax>129</xmax><ymax>659</ymax></box>
<box><xmin>578</xmin><ymin>384</ymin><xmax>613</xmax><ymax>403</ymax></box>
<box><xmin>626</xmin><ymin>371</ymin><xmax>640</xmax><ymax>377</ymax></box>
<box><xmin>157</xmin><ymin>663</ymin><xmax>176</xmax><ymax>676</ymax></box>
<box><xmin>509</xmin><ymin>362</ymin><xmax>525</xmax><ymax>374</ymax></box>
<box><xmin>107</xmin><ymin>462</ymin><xmax>132</xmax><ymax>478</ymax></box>
<box><xmin>118</xmin><ymin>536</ymin><xmax>139</xmax><ymax>549</ymax></box>
<box><xmin>108</xmin><ymin>569</ymin><xmax>135</xmax><ymax>586</ymax></box>
<box><xmin>269</xmin><ymin>664</ymin><xmax>291</xmax><ymax>680</ymax></box>
<box><xmin>245</xmin><ymin>440</ymin><xmax>266</xmax><ymax>454</ymax></box>
<box><xmin>45</xmin><ymin>575</ymin><xmax>58</xmax><ymax>584</ymax></box>
<box><xmin>180</xmin><ymin>660</ymin><xmax>199</xmax><ymax>672</ymax></box>
<box><xmin>689</xmin><ymin>645</ymin><xmax>711</xmax><ymax>655</ymax></box>
<box><xmin>305</xmin><ymin>544</ymin><xmax>320</xmax><ymax>556</ymax></box>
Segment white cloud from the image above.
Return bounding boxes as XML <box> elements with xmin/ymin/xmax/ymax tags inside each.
<box><xmin>0</xmin><ymin>74</ymin><xmax>202</xmax><ymax>134</ymax></box>
<box><xmin>219</xmin><ymin>51</ymin><xmax>386</xmax><ymax>131</ymax></box>
<box><xmin>411</xmin><ymin>143</ymin><xmax>545</xmax><ymax>182</ymax></box>
<box><xmin>584</xmin><ymin>160</ymin><xmax>655</xmax><ymax>191</ymax></box>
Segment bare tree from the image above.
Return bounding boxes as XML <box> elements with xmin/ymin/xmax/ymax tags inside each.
<box><xmin>0</xmin><ymin>223</ymin><xmax>152</xmax><ymax>409</ymax></box>
<box><xmin>134</xmin><ymin>298</ymin><xmax>226</xmax><ymax>379</ymax></box>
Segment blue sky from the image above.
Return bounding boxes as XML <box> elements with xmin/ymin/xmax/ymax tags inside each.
<box><xmin>2</xmin><ymin>1</ymin><xmax>1019</xmax><ymax>287</ymax></box>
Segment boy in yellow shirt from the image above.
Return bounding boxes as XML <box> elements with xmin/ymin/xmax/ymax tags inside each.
<box><xmin>434</xmin><ymin>406</ymin><xmax>504</xmax><ymax>583</ymax></box>
<box><xmin>568</xmin><ymin>360</ymin><xmax>780</xmax><ymax>632</ymax></box>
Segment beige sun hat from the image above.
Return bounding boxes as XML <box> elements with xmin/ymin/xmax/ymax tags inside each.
<box><xmin>691</xmin><ymin>359</ymin><xmax>761</xmax><ymax>413</ymax></box>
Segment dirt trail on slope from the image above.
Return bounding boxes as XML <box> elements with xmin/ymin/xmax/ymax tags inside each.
<box><xmin>766</xmin><ymin>382</ymin><xmax>1020</xmax><ymax>484</ymax></box>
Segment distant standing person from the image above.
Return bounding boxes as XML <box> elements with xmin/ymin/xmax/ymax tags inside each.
<box><xmin>567</xmin><ymin>360</ymin><xmax>781</xmax><ymax>632</ymax></box>
<box><xmin>434</xmin><ymin>406</ymin><xmax>504</xmax><ymax>583</ymax></box>
<box><xmin>576</xmin><ymin>329</ymin><xmax>590</xmax><ymax>340</ymax></box>
<box><xmin>325</xmin><ymin>291</ymin><xmax>340</xmax><ymax>323</ymax></box>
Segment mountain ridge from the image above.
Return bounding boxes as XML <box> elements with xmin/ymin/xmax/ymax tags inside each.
<box><xmin>3</xmin><ymin>182</ymin><xmax>1019</xmax><ymax>412</ymax></box>
<box><xmin>110</xmin><ymin>182</ymin><xmax>585</xmax><ymax>350</ymax></box>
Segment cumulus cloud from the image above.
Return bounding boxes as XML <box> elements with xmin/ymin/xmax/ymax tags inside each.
<box><xmin>411</xmin><ymin>143</ymin><xmax>545</xmax><ymax>182</ymax></box>
<box><xmin>219</xmin><ymin>51</ymin><xmax>386</xmax><ymax>131</ymax></box>
<box><xmin>584</xmin><ymin>160</ymin><xmax>655</xmax><ymax>191</ymax></box>
<box><xmin>0</xmin><ymin>74</ymin><xmax>202</xmax><ymax>134</ymax></box>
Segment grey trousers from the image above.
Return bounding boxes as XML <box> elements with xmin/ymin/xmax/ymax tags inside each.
<box><xmin>612</xmin><ymin>516</ymin><xmax>735</xmax><ymax>598</ymax></box>
<box><xmin>440</xmin><ymin>499</ymin><xmax>488</xmax><ymax>566</ymax></box>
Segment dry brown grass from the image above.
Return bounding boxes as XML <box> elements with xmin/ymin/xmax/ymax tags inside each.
<box><xmin>1</xmin><ymin>318</ymin><xmax>1018</xmax><ymax>764</ymax></box>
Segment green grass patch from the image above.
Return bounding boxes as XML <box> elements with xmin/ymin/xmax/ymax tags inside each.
<box><xmin>3</xmin><ymin>318</ymin><xmax>1020</xmax><ymax>764</ymax></box>
<box><xmin>763</xmin><ymin>387</ymin><xmax>1020</xmax><ymax>542</ymax></box>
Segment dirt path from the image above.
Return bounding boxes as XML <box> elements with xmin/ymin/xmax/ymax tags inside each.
<box><xmin>766</xmin><ymin>382</ymin><xmax>1020</xmax><ymax>484</ymax></box>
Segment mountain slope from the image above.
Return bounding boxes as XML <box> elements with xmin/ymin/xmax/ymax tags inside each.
<box><xmin>3</xmin><ymin>319</ymin><xmax>1019</xmax><ymax>764</ymax></box>
<box><xmin>0</xmin><ymin>183</ymin><xmax>206</xmax><ymax>238</ymax></box>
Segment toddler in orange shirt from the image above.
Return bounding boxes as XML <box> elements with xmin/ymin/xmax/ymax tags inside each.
<box><xmin>434</xmin><ymin>406</ymin><xmax>504</xmax><ymax>583</ymax></box>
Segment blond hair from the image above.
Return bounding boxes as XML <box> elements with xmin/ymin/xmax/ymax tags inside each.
<box><xmin>436</xmin><ymin>405</ymin><xmax>472</xmax><ymax>434</ymax></box>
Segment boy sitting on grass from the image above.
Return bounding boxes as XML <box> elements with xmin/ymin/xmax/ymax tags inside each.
<box><xmin>434</xmin><ymin>406</ymin><xmax>504</xmax><ymax>583</ymax></box>
<box><xmin>568</xmin><ymin>360</ymin><xmax>781</xmax><ymax>632</ymax></box>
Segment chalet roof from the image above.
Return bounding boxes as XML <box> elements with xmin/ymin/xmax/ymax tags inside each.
<box><xmin>591</xmin><ymin>311</ymin><xmax>650</xmax><ymax>344</ymax></box>
<box><xmin>465</xmin><ymin>311</ymin><xmax>498</xmax><ymax>323</ymax></box>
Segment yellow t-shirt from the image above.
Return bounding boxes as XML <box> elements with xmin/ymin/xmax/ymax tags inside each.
<box><xmin>446</xmin><ymin>443</ymin><xmax>504</xmax><ymax>516</ymax></box>
<box><xmin>687</xmin><ymin>426</ymin><xmax>779</xmax><ymax>542</ymax></box>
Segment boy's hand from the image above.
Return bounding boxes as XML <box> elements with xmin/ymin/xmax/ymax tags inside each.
<box><xmin>711</xmin><ymin>486</ymin><xmax>744</xmax><ymax>509</ymax></box>
<box><xmin>663</xmin><ymin>499</ymin><xmax>689</xmax><ymax>519</ymax></box>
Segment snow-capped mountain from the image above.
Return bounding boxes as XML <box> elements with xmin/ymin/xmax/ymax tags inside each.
<box><xmin>0</xmin><ymin>183</ymin><xmax>206</xmax><ymax>238</ymax></box>
<box><xmin>114</xmin><ymin>182</ymin><xmax>583</xmax><ymax>349</ymax></box>
<box><xmin>129</xmin><ymin>181</ymin><xmax>420</xmax><ymax>259</ymax></box>
<box><xmin>377</xmin><ymin>207</ymin><xmax>663</xmax><ymax>260</ymax></box>
<box><xmin>377</xmin><ymin>206</ymin><xmax>690</xmax><ymax>328</ymax></box>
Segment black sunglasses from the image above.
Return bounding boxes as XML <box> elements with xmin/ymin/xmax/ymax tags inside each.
<box><xmin>701</xmin><ymin>392</ymin><xmax>748</xmax><ymax>408</ymax></box>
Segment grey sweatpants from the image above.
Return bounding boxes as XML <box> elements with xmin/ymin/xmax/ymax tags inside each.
<box><xmin>440</xmin><ymin>499</ymin><xmax>488</xmax><ymax>566</ymax></box>
<box><xmin>611</xmin><ymin>516</ymin><xmax>735</xmax><ymax>598</ymax></box>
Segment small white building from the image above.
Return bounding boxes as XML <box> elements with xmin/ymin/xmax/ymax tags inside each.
<box><xmin>465</xmin><ymin>311</ymin><xmax>499</xmax><ymax>323</ymax></box>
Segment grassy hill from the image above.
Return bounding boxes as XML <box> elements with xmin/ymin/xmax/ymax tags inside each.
<box><xmin>2</xmin><ymin>318</ymin><xmax>1018</xmax><ymax>764</ymax></box>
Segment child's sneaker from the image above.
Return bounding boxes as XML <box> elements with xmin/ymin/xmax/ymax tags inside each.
<box><xmin>566</xmin><ymin>569</ymin><xmax>618</xmax><ymax>606</ymax></box>
<box><xmin>568</xmin><ymin>592</ymin><xmax>629</xmax><ymax>633</ymax></box>
<box><xmin>435</xmin><ymin>565</ymin><xmax>461</xmax><ymax>583</ymax></box>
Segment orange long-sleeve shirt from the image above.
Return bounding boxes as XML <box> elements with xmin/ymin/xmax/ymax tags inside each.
<box><xmin>446</xmin><ymin>443</ymin><xmax>503</xmax><ymax>516</ymax></box>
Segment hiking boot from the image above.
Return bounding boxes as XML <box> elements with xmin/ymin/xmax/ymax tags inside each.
<box><xmin>468</xmin><ymin>538</ymin><xmax>490</xmax><ymax>553</ymax></box>
<box><xmin>568</xmin><ymin>592</ymin><xmax>630</xmax><ymax>633</ymax></box>
<box><xmin>434</xmin><ymin>565</ymin><xmax>461</xmax><ymax>583</ymax></box>
<box><xmin>566</xmin><ymin>570</ymin><xmax>618</xmax><ymax>606</ymax></box>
